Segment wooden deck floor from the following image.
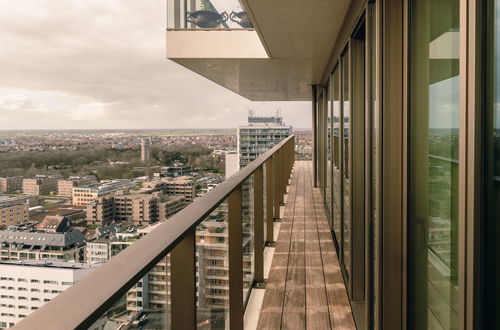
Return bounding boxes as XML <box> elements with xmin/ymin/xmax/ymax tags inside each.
<box><xmin>257</xmin><ymin>161</ymin><xmax>356</xmax><ymax>330</ymax></box>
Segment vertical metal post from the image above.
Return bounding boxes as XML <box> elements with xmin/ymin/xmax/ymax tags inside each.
<box><xmin>254</xmin><ymin>166</ymin><xmax>264</xmax><ymax>283</ymax></box>
<box><xmin>228</xmin><ymin>187</ymin><xmax>243</xmax><ymax>330</ymax></box>
<box><xmin>265</xmin><ymin>159</ymin><xmax>274</xmax><ymax>244</ymax></box>
<box><xmin>273</xmin><ymin>153</ymin><xmax>280</xmax><ymax>221</ymax></box>
<box><xmin>279</xmin><ymin>148</ymin><xmax>285</xmax><ymax>205</ymax></box>
<box><xmin>173</xmin><ymin>0</ymin><xmax>181</xmax><ymax>29</ymax></box>
<box><xmin>171</xmin><ymin>230</ymin><xmax>196</xmax><ymax>330</ymax></box>
<box><xmin>312</xmin><ymin>85</ymin><xmax>318</xmax><ymax>187</ymax></box>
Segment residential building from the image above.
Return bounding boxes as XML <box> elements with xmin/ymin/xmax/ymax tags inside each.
<box><xmin>0</xmin><ymin>229</ymin><xmax>86</xmax><ymax>262</ymax></box>
<box><xmin>0</xmin><ymin>259</ymin><xmax>97</xmax><ymax>328</ymax></box>
<box><xmin>85</xmin><ymin>239</ymin><xmax>110</xmax><ymax>264</ymax></box>
<box><xmin>36</xmin><ymin>216</ymin><xmax>69</xmax><ymax>233</ymax></box>
<box><xmin>72</xmin><ymin>179</ymin><xmax>135</xmax><ymax>206</ymax></box>
<box><xmin>22</xmin><ymin>175</ymin><xmax>61</xmax><ymax>196</ymax></box>
<box><xmin>86</xmin><ymin>191</ymin><xmax>186</xmax><ymax>226</ymax></box>
<box><xmin>161</xmin><ymin>162</ymin><xmax>192</xmax><ymax>177</ymax></box>
<box><xmin>57</xmin><ymin>176</ymin><xmax>97</xmax><ymax>197</ymax></box>
<box><xmin>237</xmin><ymin>112</ymin><xmax>292</xmax><ymax>167</ymax></box>
<box><xmin>0</xmin><ymin>204</ymin><xmax>28</xmax><ymax>228</ymax></box>
<box><xmin>161</xmin><ymin>176</ymin><xmax>195</xmax><ymax>203</ymax></box>
<box><xmin>0</xmin><ymin>177</ymin><xmax>22</xmax><ymax>194</ymax></box>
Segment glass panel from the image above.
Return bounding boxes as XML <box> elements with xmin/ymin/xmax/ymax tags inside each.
<box><xmin>342</xmin><ymin>49</ymin><xmax>351</xmax><ymax>278</ymax></box>
<box><xmin>332</xmin><ymin>65</ymin><xmax>342</xmax><ymax>244</ymax></box>
<box><xmin>326</xmin><ymin>83</ymin><xmax>333</xmax><ymax>227</ymax></box>
<box><xmin>90</xmin><ymin>249</ymin><xmax>171</xmax><ymax>329</ymax></box>
<box><xmin>485</xmin><ymin>1</ymin><xmax>500</xmax><ymax>327</ymax></box>
<box><xmin>197</xmin><ymin>203</ymin><xmax>230</xmax><ymax>329</ymax></box>
<box><xmin>409</xmin><ymin>0</ymin><xmax>459</xmax><ymax>329</ymax></box>
<box><xmin>241</xmin><ymin>175</ymin><xmax>254</xmax><ymax>304</ymax></box>
<box><xmin>166</xmin><ymin>0</ymin><xmax>253</xmax><ymax>29</ymax></box>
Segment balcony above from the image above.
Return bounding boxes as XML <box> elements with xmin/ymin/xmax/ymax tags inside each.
<box><xmin>166</xmin><ymin>0</ymin><xmax>353</xmax><ymax>101</ymax></box>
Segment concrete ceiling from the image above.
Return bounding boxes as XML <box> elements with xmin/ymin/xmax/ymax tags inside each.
<box><xmin>167</xmin><ymin>0</ymin><xmax>352</xmax><ymax>101</ymax></box>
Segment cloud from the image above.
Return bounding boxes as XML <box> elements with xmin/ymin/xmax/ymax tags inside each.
<box><xmin>0</xmin><ymin>0</ymin><xmax>311</xmax><ymax>130</ymax></box>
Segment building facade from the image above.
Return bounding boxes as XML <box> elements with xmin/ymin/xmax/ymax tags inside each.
<box><xmin>72</xmin><ymin>180</ymin><xmax>135</xmax><ymax>206</ymax></box>
<box><xmin>237</xmin><ymin>113</ymin><xmax>292</xmax><ymax>167</ymax></box>
<box><xmin>140</xmin><ymin>138</ymin><xmax>150</xmax><ymax>163</ymax></box>
<box><xmin>161</xmin><ymin>176</ymin><xmax>195</xmax><ymax>203</ymax></box>
<box><xmin>0</xmin><ymin>260</ymin><xmax>96</xmax><ymax>328</ymax></box>
<box><xmin>0</xmin><ymin>178</ymin><xmax>22</xmax><ymax>194</ymax></box>
<box><xmin>57</xmin><ymin>176</ymin><xmax>97</xmax><ymax>197</ymax></box>
<box><xmin>22</xmin><ymin>175</ymin><xmax>61</xmax><ymax>196</ymax></box>
<box><xmin>0</xmin><ymin>204</ymin><xmax>28</xmax><ymax>228</ymax></box>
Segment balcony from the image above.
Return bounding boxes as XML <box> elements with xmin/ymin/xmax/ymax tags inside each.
<box><xmin>14</xmin><ymin>136</ymin><xmax>354</xmax><ymax>330</ymax></box>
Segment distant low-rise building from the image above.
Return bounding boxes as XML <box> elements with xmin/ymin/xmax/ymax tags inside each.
<box><xmin>0</xmin><ymin>177</ymin><xmax>22</xmax><ymax>194</ymax></box>
<box><xmin>72</xmin><ymin>179</ymin><xmax>135</xmax><ymax>206</ymax></box>
<box><xmin>22</xmin><ymin>175</ymin><xmax>62</xmax><ymax>196</ymax></box>
<box><xmin>0</xmin><ymin>259</ymin><xmax>98</xmax><ymax>328</ymax></box>
<box><xmin>86</xmin><ymin>192</ymin><xmax>185</xmax><ymax>226</ymax></box>
<box><xmin>37</xmin><ymin>215</ymin><xmax>69</xmax><ymax>233</ymax></box>
<box><xmin>161</xmin><ymin>161</ymin><xmax>192</xmax><ymax>177</ymax></box>
<box><xmin>0</xmin><ymin>229</ymin><xmax>86</xmax><ymax>262</ymax></box>
<box><xmin>0</xmin><ymin>204</ymin><xmax>28</xmax><ymax>228</ymax></box>
<box><xmin>57</xmin><ymin>176</ymin><xmax>97</xmax><ymax>197</ymax></box>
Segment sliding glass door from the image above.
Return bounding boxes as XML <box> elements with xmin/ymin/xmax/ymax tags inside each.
<box><xmin>409</xmin><ymin>0</ymin><xmax>460</xmax><ymax>329</ymax></box>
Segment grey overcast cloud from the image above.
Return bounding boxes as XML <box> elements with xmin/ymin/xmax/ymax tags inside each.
<box><xmin>0</xmin><ymin>0</ymin><xmax>310</xmax><ymax>130</ymax></box>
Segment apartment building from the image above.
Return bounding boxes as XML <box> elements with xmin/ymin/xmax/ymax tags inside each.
<box><xmin>57</xmin><ymin>176</ymin><xmax>97</xmax><ymax>197</ymax></box>
<box><xmin>72</xmin><ymin>179</ymin><xmax>135</xmax><ymax>206</ymax></box>
<box><xmin>161</xmin><ymin>162</ymin><xmax>192</xmax><ymax>177</ymax></box>
<box><xmin>86</xmin><ymin>192</ymin><xmax>186</xmax><ymax>226</ymax></box>
<box><xmin>22</xmin><ymin>175</ymin><xmax>61</xmax><ymax>196</ymax></box>
<box><xmin>237</xmin><ymin>112</ymin><xmax>293</xmax><ymax>167</ymax></box>
<box><xmin>0</xmin><ymin>177</ymin><xmax>22</xmax><ymax>194</ymax></box>
<box><xmin>0</xmin><ymin>230</ymin><xmax>86</xmax><ymax>262</ymax></box>
<box><xmin>85</xmin><ymin>239</ymin><xmax>110</xmax><ymax>264</ymax></box>
<box><xmin>0</xmin><ymin>204</ymin><xmax>28</xmax><ymax>228</ymax></box>
<box><xmin>161</xmin><ymin>176</ymin><xmax>195</xmax><ymax>203</ymax></box>
<box><xmin>0</xmin><ymin>259</ymin><xmax>97</xmax><ymax>328</ymax></box>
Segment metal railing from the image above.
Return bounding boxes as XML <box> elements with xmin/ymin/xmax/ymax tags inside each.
<box><xmin>14</xmin><ymin>135</ymin><xmax>295</xmax><ymax>330</ymax></box>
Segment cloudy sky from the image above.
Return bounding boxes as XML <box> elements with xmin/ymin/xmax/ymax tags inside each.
<box><xmin>0</xmin><ymin>0</ymin><xmax>310</xmax><ymax>130</ymax></box>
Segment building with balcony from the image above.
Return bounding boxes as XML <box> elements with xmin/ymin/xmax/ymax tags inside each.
<box><xmin>17</xmin><ymin>1</ymin><xmax>500</xmax><ymax>330</ymax></box>
<box><xmin>161</xmin><ymin>176</ymin><xmax>196</xmax><ymax>203</ymax></box>
<box><xmin>0</xmin><ymin>204</ymin><xmax>28</xmax><ymax>228</ymax></box>
<box><xmin>237</xmin><ymin>112</ymin><xmax>292</xmax><ymax>167</ymax></box>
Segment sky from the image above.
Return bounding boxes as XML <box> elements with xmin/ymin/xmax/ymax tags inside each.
<box><xmin>0</xmin><ymin>0</ymin><xmax>311</xmax><ymax>130</ymax></box>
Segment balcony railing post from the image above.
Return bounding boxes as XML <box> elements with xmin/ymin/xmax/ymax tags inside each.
<box><xmin>170</xmin><ymin>229</ymin><xmax>196</xmax><ymax>330</ymax></box>
<box><xmin>253</xmin><ymin>166</ymin><xmax>264</xmax><ymax>283</ymax></box>
<box><xmin>273</xmin><ymin>153</ymin><xmax>280</xmax><ymax>221</ymax></box>
<box><xmin>228</xmin><ymin>187</ymin><xmax>243</xmax><ymax>330</ymax></box>
<box><xmin>265</xmin><ymin>159</ymin><xmax>274</xmax><ymax>245</ymax></box>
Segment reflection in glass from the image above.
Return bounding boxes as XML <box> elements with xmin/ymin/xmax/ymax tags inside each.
<box><xmin>242</xmin><ymin>176</ymin><xmax>255</xmax><ymax>304</ymax></box>
<box><xmin>326</xmin><ymin>84</ymin><xmax>333</xmax><ymax>229</ymax></box>
<box><xmin>332</xmin><ymin>65</ymin><xmax>342</xmax><ymax>244</ymax></box>
<box><xmin>485</xmin><ymin>0</ymin><xmax>500</xmax><ymax>327</ymax></box>
<box><xmin>409</xmin><ymin>0</ymin><xmax>459</xmax><ymax>329</ymax></box>
<box><xmin>197</xmin><ymin>203</ymin><xmax>230</xmax><ymax>329</ymax></box>
<box><xmin>342</xmin><ymin>50</ymin><xmax>351</xmax><ymax>278</ymax></box>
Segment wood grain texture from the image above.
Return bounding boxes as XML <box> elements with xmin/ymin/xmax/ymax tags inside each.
<box><xmin>257</xmin><ymin>161</ymin><xmax>356</xmax><ymax>330</ymax></box>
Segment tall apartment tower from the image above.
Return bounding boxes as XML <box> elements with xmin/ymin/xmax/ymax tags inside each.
<box><xmin>140</xmin><ymin>138</ymin><xmax>151</xmax><ymax>163</ymax></box>
<box><xmin>237</xmin><ymin>110</ymin><xmax>292</xmax><ymax>168</ymax></box>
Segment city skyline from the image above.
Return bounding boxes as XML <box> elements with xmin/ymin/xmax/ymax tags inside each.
<box><xmin>0</xmin><ymin>0</ymin><xmax>310</xmax><ymax>130</ymax></box>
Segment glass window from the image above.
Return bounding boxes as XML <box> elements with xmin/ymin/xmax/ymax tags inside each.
<box><xmin>342</xmin><ymin>48</ymin><xmax>351</xmax><ymax>278</ymax></box>
<box><xmin>409</xmin><ymin>0</ymin><xmax>460</xmax><ymax>329</ymax></box>
<box><xmin>326</xmin><ymin>83</ymin><xmax>333</xmax><ymax>228</ymax></box>
<box><xmin>485</xmin><ymin>1</ymin><xmax>500</xmax><ymax>327</ymax></box>
<box><xmin>332</xmin><ymin>64</ymin><xmax>342</xmax><ymax>244</ymax></box>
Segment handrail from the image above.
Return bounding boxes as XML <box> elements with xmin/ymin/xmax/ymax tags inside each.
<box><xmin>14</xmin><ymin>134</ymin><xmax>295</xmax><ymax>330</ymax></box>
